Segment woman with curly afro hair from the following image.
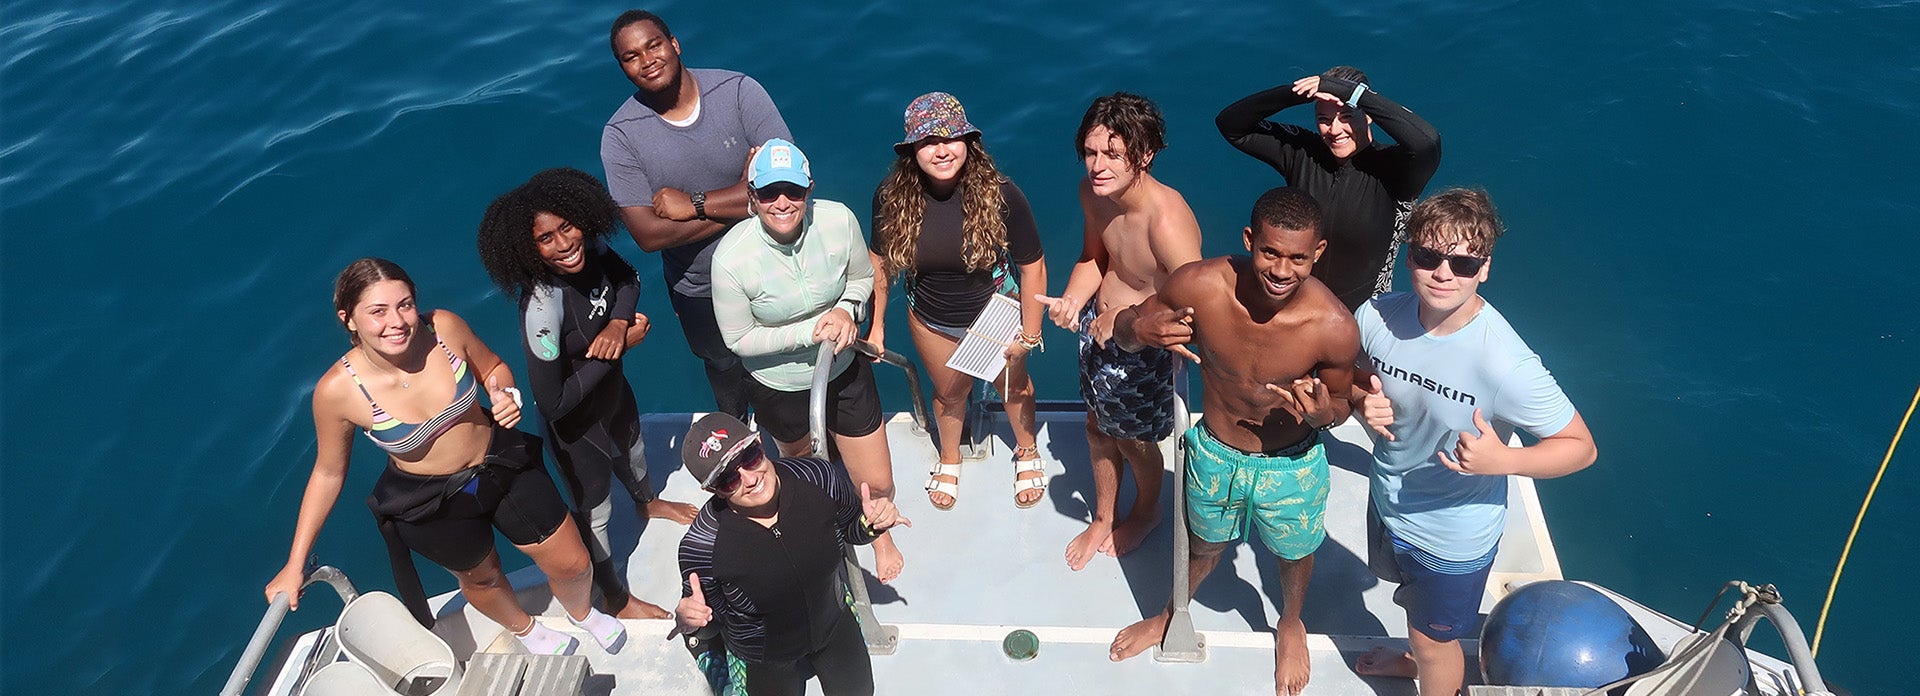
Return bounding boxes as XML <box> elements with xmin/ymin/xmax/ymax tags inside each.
<box><xmin>867</xmin><ymin>92</ymin><xmax>1049</xmax><ymax>512</ymax></box>
<box><xmin>477</xmin><ymin>167</ymin><xmax>698</xmax><ymax>620</ymax></box>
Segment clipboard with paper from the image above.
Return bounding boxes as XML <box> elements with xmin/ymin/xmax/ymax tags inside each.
<box><xmin>944</xmin><ymin>293</ymin><xmax>1022</xmax><ymax>381</ymax></box>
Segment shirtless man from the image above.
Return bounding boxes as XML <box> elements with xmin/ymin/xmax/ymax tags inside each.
<box><xmin>1038</xmin><ymin>93</ymin><xmax>1203</xmax><ymax>571</ymax></box>
<box><xmin>1106</xmin><ymin>188</ymin><xmax>1359</xmax><ymax>696</ymax></box>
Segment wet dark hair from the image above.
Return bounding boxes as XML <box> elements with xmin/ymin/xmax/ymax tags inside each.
<box><xmin>1250</xmin><ymin>187</ymin><xmax>1323</xmax><ymax>240</ymax></box>
<box><xmin>333</xmin><ymin>258</ymin><xmax>415</xmax><ymax>343</ymax></box>
<box><xmin>1075</xmin><ymin>92</ymin><xmax>1166</xmax><ymax>173</ymax></box>
<box><xmin>610</xmin><ymin>10</ymin><xmax>670</xmax><ymax>52</ymax></box>
<box><xmin>476</xmin><ymin>168</ymin><xmax>621</xmax><ymax>299</ymax></box>
<box><xmin>1323</xmin><ymin>65</ymin><xmax>1369</xmax><ymax>84</ymax></box>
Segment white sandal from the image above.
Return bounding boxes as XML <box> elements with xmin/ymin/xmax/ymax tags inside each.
<box><xmin>1012</xmin><ymin>446</ymin><xmax>1047</xmax><ymax>509</ymax></box>
<box><xmin>925</xmin><ymin>461</ymin><xmax>962</xmax><ymax>511</ymax></box>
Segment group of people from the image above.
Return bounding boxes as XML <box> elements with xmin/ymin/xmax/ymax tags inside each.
<box><xmin>264</xmin><ymin>8</ymin><xmax>1599</xmax><ymax>696</ymax></box>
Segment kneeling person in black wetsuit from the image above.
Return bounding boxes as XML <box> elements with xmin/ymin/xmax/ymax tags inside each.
<box><xmin>673</xmin><ymin>413</ymin><xmax>909</xmax><ymax>696</ymax></box>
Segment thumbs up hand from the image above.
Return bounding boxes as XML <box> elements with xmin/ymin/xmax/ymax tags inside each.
<box><xmin>675</xmin><ymin>572</ymin><xmax>712</xmax><ymax>635</ymax></box>
<box><xmin>487</xmin><ymin>375</ymin><xmax>522</xmax><ymax>429</ymax></box>
<box><xmin>1358</xmin><ymin>374</ymin><xmax>1396</xmax><ymax>441</ymax></box>
<box><xmin>1438</xmin><ymin>409</ymin><xmax>1511</xmax><ymax>475</ymax></box>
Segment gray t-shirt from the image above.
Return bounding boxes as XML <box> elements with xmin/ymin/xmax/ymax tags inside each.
<box><xmin>600</xmin><ymin>68</ymin><xmax>791</xmax><ymax>297</ymax></box>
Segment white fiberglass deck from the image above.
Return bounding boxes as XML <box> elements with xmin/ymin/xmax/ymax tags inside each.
<box><xmin>421</xmin><ymin>411</ymin><xmax>1565</xmax><ymax>696</ymax></box>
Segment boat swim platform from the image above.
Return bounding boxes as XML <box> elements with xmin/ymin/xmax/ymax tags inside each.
<box><xmin>422</xmin><ymin>410</ymin><xmax>1565</xmax><ymax>695</ymax></box>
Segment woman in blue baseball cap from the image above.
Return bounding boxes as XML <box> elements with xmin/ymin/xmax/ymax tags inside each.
<box><xmin>868</xmin><ymin>92</ymin><xmax>1049</xmax><ymax>511</ymax></box>
<box><xmin>708</xmin><ymin>138</ymin><xmax>906</xmax><ymax>584</ymax></box>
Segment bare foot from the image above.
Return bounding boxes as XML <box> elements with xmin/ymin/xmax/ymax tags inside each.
<box><xmin>1353</xmin><ymin>645</ymin><xmax>1418</xmax><ymax>678</ymax></box>
<box><xmin>1109</xmin><ymin>611</ymin><xmax>1170</xmax><ymax>662</ymax></box>
<box><xmin>613</xmin><ymin>596</ymin><xmax>671</xmax><ymax>620</ymax></box>
<box><xmin>1275</xmin><ymin>617</ymin><xmax>1311</xmax><ymax>696</ymax></box>
<box><xmin>1065</xmin><ymin>520</ymin><xmax>1113</xmax><ymax>571</ymax></box>
<box><xmin>873</xmin><ymin>533</ymin><xmax>905</xmax><ymax>584</ymax></box>
<box><xmin>1108</xmin><ymin>508</ymin><xmax>1163</xmax><ymax>557</ymax></box>
<box><xmin>644</xmin><ymin>498</ymin><xmax>699</xmax><ymax>525</ymax></box>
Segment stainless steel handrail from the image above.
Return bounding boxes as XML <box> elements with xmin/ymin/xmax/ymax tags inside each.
<box><xmin>220</xmin><ymin>564</ymin><xmax>360</xmax><ymax>696</ymax></box>
<box><xmin>808</xmin><ymin>339</ymin><xmax>930</xmax><ymax>455</ymax></box>
<box><xmin>1156</xmin><ymin>360</ymin><xmax>1204</xmax><ymax>662</ymax></box>
<box><xmin>808</xmin><ymin>340</ymin><xmax>907</xmax><ymax>655</ymax></box>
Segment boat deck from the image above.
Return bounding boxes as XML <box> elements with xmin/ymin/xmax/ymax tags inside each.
<box><xmin>422</xmin><ymin>411</ymin><xmax>1566</xmax><ymax>695</ymax></box>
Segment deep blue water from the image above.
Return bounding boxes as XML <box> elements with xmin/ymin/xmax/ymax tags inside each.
<box><xmin>3</xmin><ymin>1</ymin><xmax>1914</xmax><ymax>693</ymax></box>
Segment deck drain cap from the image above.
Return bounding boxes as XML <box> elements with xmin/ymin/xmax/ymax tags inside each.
<box><xmin>1002</xmin><ymin>629</ymin><xmax>1039</xmax><ymax>661</ymax></box>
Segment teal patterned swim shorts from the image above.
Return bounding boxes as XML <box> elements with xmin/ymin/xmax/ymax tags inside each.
<box><xmin>1182</xmin><ymin>424</ymin><xmax>1329</xmax><ymax>560</ymax></box>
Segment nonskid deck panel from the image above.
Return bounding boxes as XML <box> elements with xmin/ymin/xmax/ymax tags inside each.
<box><xmin>421</xmin><ymin>411</ymin><xmax>1562</xmax><ymax>695</ymax></box>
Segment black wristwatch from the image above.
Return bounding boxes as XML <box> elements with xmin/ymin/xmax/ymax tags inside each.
<box><xmin>690</xmin><ymin>190</ymin><xmax>708</xmax><ymax>220</ymax></box>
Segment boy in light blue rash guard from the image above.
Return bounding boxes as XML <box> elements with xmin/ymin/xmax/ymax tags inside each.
<box><xmin>1348</xmin><ymin>188</ymin><xmax>1597</xmax><ymax>696</ymax></box>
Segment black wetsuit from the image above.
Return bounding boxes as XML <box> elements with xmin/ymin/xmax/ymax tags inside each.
<box><xmin>519</xmin><ymin>246</ymin><xmax>653</xmax><ymax>609</ymax></box>
<box><xmin>1216</xmin><ymin>79</ymin><xmax>1441</xmax><ymax>310</ymax></box>
<box><xmin>678</xmin><ymin>457</ymin><xmax>878</xmax><ymax>695</ymax></box>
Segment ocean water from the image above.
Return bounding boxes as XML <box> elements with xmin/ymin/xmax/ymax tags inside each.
<box><xmin>2</xmin><ymin>0</ymin><xmax>1913</xmax><ymax>693</ymax></box>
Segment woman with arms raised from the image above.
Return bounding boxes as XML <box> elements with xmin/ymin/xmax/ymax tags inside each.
<box><xmin>265</xmin><ymin>258</ymin><xmax>623</xmax><ymax>656</ymax></box>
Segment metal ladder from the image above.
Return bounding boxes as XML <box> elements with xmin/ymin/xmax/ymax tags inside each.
<box><xmin>220</xmin><ymin>564</ymin><xmax>361</xmax><ymax>696</ymax></box>
<box><xmin>807</xmin><ymin>339</ymin><xmax>932</xmax><ymax>655</ymax></box>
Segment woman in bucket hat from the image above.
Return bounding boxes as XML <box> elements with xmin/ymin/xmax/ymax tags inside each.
<box><xmin>867</xmin><ymin>92</ymin><xmax>1050</xmax><ymax>511</ymax></box>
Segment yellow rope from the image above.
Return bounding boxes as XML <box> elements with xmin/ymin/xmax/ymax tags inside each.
<box><xmin>1812</xmin><ymin>382</ymin><xmax>1920</xmax><ymax>657</ymax></box>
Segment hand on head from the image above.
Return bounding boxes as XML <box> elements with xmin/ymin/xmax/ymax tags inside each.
<box><xmin>1290</xmin><ymin>75</ymin><xmax>1321</xmax><ymax>98</ymax></box>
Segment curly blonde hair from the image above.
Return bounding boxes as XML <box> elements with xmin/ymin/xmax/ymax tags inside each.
<box><xmin>872</xmin><ymin>137</ymin><xmax>1008</xmax><ymax>277</ymax></box>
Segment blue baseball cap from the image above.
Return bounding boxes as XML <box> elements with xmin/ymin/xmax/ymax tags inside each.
<box><xmin>749</xmin><ymin>138</ymin><xmax>812</xmax><ymax>189</ymax></box>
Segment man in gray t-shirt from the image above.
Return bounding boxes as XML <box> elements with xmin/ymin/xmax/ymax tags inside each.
<box><xmin>601</xmin><ymin>10</ymin><xmax>791</xmax><ymax>419</ymax></box>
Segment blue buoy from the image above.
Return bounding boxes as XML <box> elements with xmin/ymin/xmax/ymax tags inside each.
<box><xmin>1480</xmin><ymin>581</ymin><xmax>1665</xmax><ymax>690</ymax></box>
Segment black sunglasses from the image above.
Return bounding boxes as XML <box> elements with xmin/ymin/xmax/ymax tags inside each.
<box><xmin>752</xmin><ymin>183</ymin><xmax>810</xmax><ymax>203</ymax></box>
<box><xmin>1408</xmin><ymin>245</ymin><xmax>1487</xmax><ymax>276</ymax></box>
<box><xmin>706</xmin><ymin>444</ymin><xmax>767</xmax><ymax>495</ymax></box>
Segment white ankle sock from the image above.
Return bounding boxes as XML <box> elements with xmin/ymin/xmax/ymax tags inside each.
<box><xmin>514</xmin><ymin>619</ymin><xmax>577</xmax><ymax>656</ymax></box>
<box><xmin>569</xmin><ymin>607</ymin><xmax>627</xmax><ymax>653</ymax></box>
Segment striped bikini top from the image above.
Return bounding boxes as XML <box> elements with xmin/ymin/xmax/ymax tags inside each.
<box><xmin>340</xmin><ymin>336</ymin><xmax>478</xmax><ymax>456</ymax></box>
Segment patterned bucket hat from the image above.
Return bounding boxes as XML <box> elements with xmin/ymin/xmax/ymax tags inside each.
<box><xmin>896</xmin><ymin>91</ymin><xmax>981</xmax><ymax>153</ymax></box>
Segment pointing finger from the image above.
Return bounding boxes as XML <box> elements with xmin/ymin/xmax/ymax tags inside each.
<box><xmin>1170</xmin><ymin>345</ymin><xmax>1201</xmax><ymax>364</ymax></box>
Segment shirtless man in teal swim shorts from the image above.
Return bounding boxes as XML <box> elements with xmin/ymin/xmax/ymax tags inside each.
<box><xmin>1106</xmin><ymin>187</ymin><xmax>1359</xmax><ymax>696</ymax></box>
